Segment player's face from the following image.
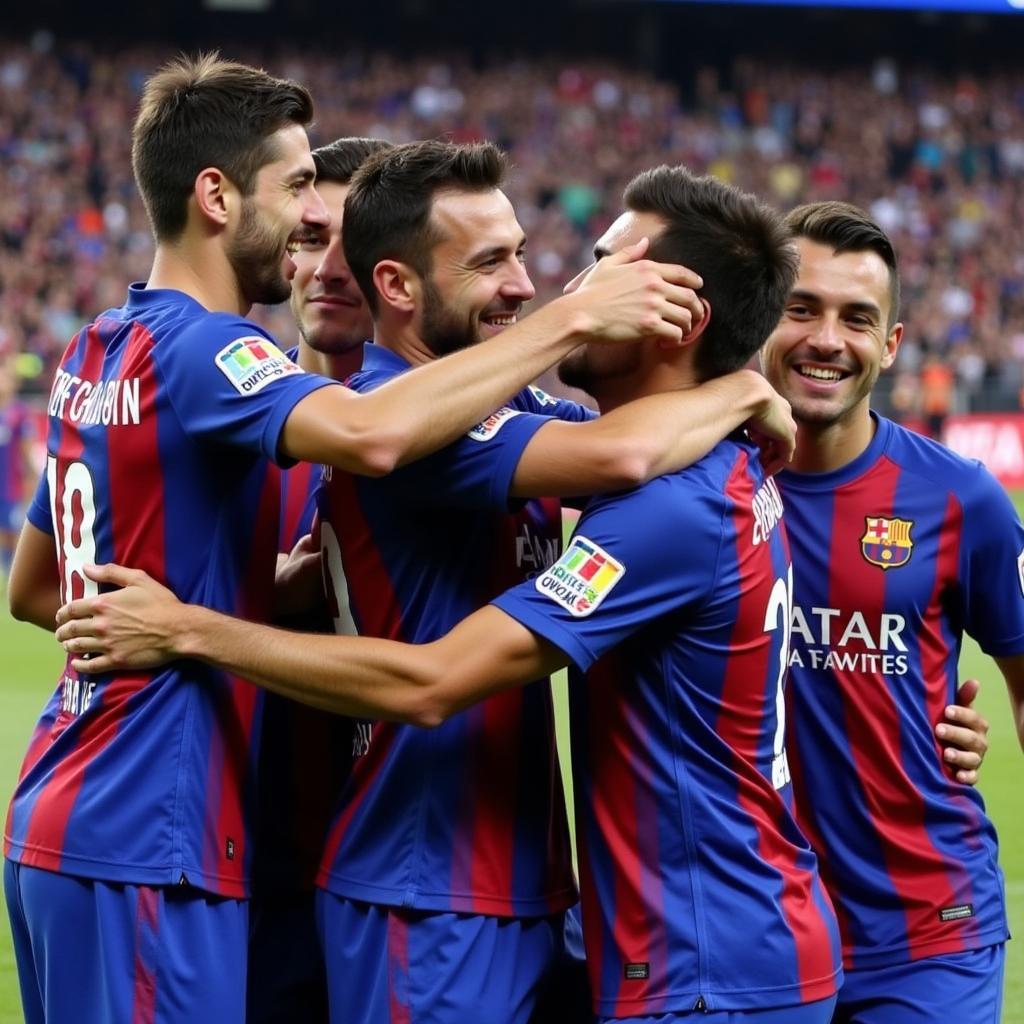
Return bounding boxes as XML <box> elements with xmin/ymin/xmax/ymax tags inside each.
<box><xmin>418</xmin><ymin>189</ymin><xmax>534</xmax><ymax>356</ymax></box>
<box><xmin>761</xmin><ymin>239</ymin><xmax>902</xmax><ymax>429</ymax></box>
<box><xmin>558</xmin><ymin>210</ymin><xmax>665</xmax><ymax>396</ymax></box>
<box><xmin>289</xmin><ymin>181</ymin><xmax>372</xmax><ymax>354</ymax></box>
<box><xmin>228</xmin><ymin>123</ymin><xmax>328</xmax><ymax>307</ymax></box>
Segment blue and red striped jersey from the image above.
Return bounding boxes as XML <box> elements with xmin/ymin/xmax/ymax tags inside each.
<box><xmin>251</xmin><ymin>448</ymin><xmax>351</xmax><ymax>894</ymax></box>
<box><xmin>4</xmin><ymin>285</ymin><xmax>335</xmax><ymax>897</ymax></box>
<box><xmin>494</xmin><ymin>439</ymin><xmax>842</xmax><ymax>1016</ymax></box>
<box><xmin>315</xmin><ymin>343</ymin><xmax>582</xmax><ymax>916</ymax></box>
<box><xmin>778</xmin><ymin>414</ymin><xmax>1019</xmax><ymax>969</ymax></box>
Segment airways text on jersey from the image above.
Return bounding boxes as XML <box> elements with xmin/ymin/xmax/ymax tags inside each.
<box><xmin>790</xmin><ymin>605</ymin><xmax>909</xmax><ymax>675</ymax></box>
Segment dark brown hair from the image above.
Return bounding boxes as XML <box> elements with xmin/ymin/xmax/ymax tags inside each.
<box><xmin>132</xmin><ymin>52</ymin><xmax>314</xmax><ymax>241</ymax></box>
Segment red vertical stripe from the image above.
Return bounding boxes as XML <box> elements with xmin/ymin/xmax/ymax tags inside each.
<box><xmin>717</xmin><ymin>457</ymin><xmax>837</xmax><ymax>1000</ymax></box>
<box><xmin>387</xmin><ymin>910</ymin><xmax>411</xmax><ymax>1024</ymax></box>
<box><xmin>829</xmin><ymin>461</ymin><xmax>963</xmax><ymax>953</ymax></box>
<box><xmin>130</xmin><ymin>887</ymin><xmax>160</xmax><ymax>1024</ymax></box>
<box><xmin>318</xmin><ymin>468</ymin><xmax>406</xmax><ymax>879</ymax></box>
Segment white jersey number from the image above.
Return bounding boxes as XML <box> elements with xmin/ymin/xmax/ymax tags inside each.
<box><xmin>762</xmin><ymin>565</ymin><xmax>793</xmax><ymax>790</ymax></box>
<box><xmin>47</xmin><ymin>456</ymin><xmax>98</xmax><ymax>603</ymax></box>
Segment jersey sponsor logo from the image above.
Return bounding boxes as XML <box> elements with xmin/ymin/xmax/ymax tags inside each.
<box><xmin>751</xmin><ymin>477</ymin><xmax>784</xmax><ymax>545</ymax></box>
<box><xmin>528</xmin><ymin>385</ymin><xmax>558</xmax><ymax>407</ymax></box>
<box><xmin>535</xmin><ymin>535</ymin><xmax>624</xmax><ymax>617</ymax></box>
<box><xmin>861</xmin><ymin>515</ymin><xmax>914</xmax><ymax>569</ymax></box>
<box><xmin>467</xmin><ymin>406</ymin><xmax>520</xmax><ymax>441</ymax></box>
<box><xmin>789</xmin><ymin>604</ymin><xmax>910</xmax><ymax>675</ymax></box>
<box><xmin>516</xmin><ymin>521</ymin><xmax>560</xmax><ymax>576</ymax></box>
<box><xmin>215</xmin><ymin>336</ymin><xmax>302</xmax><ymax>395</ymax></box>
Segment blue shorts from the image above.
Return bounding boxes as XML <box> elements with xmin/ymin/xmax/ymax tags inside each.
<box><xmin>834</xmin><ymin>945</ymin><xmax>1005</xmax><ymax>1024</ymax></box>
<box><xmin>315</xmin><ymin>892</ymin><xmax>587</xmax><ymax>1024</ymax></box>
<box><xmin>247</xmin><ymin>889</ymin><xmax>328</xmax><ymax>1023</ymax></box>
<box><xmin>4</xmin><ymin>859</ymin><xmax>248</xmax><ymax>1024</ymax></box>
<box><xmin>600</xmin><ymin>995</ymin><xmax>837</xmax><ymax>1023</ymax></box>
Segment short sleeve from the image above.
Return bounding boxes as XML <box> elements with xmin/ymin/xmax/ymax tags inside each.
<box><xmin>960</xmin><ymin>463</ymin><xmax>1024</xmax><ymax>656</ymax></box>
<box><xmin>155</xmin><ymin>318</ymin><xmax>337</xmax><ymax>466</ymax></box>
<box><xmin>26</xmin><ymin>468</ymin><xmax>52</xmax><ymax>534</ymax></box>
<box><xmin>493</xmin><ymin>475</ymin><xmax>724</xmax><ymax>670</ymax></box>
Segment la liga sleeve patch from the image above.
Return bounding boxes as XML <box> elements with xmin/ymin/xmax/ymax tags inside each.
<box><xmin>215</xmin><ymin>336</ymin><xmax>303</xmax><ymax>396</ymax></box>
<box><xmin>535</xmin><ymin>535</ymin><xmax>625</xmax><ymax>617</ymax></box>
<box><xmin>468</xmin><ymin>406</ymin><xmax>520</xmax><ymax>441</ymax></box>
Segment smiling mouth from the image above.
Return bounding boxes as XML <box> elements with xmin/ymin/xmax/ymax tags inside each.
<box><xmin>482</xmin><ymin>314</ymin><xmax>518</xmax><ymax>328</ymax></box>
<box><xmin>796</xmin><ymin>365</ymin><xmax>847</xmax><ymax>382</ymax></box>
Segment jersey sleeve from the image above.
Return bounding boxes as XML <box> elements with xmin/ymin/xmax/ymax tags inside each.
<box><xmin>155</xmin><ymin>318</ymin><xmax>337</xmax><ymax>466</ymax></box>
<box><xmin>959</xmin><ymin>463</ymin><xmax>1024</xmax><ymax>656</ymax></box>
<box><xmin>492</xmin><ymin>475</ymin><xmax>724</xmax><ymax>670</ymax></box>
<box><xmin>26</xmin><ymin>468</ymin><xmax>52</xmax><ymax>534</ymax></box>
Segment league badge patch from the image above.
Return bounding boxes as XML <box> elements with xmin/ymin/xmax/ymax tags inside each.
<box><xmin>535</xmin><ymin>535</ymin><xmax>625</xmax><ymax>616</ymax></box>
<box><xmin>528</xmin><ymin>384</ymin><xmax>559</xmax><ymax>407</ymax></box>
<box><xmin>215</xmin><ymin>336</ymin><xmax>302</xmax><ymax>395</ymax></box>
<box><xmin>861</xmin><ymin>516</ymin><xmax>914</xmax><ymax>570</ymax></box>
<box><xmin>468</xmin><ymin>406</ymin><xmax>520</xmax><ymax>441</ymax></box>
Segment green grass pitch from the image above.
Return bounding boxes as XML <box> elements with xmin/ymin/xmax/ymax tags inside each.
<box><xmin>1</xmin><ymin>500</ymin><xmax>1022</xmax><ymax>1021</ymax></box>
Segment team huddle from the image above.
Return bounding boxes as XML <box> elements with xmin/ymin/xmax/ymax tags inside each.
<box><xmin>5</xmin><ymin>53</ymin><xmax>1023</xmax><ymax>1024</ymax></box>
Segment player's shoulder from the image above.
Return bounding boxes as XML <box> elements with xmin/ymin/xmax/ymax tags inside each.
<box><xmin>882</xmin><ymin>418</ymin><xmax>999</xmax><ymax>506</ymax></box>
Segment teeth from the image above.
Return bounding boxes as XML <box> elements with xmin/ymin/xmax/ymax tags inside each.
<box><xmin>798</xmin><ymin>366</ymin><xmax>843</xmax><ymax>381</ymax></box>
<box><xmin>285</xmin><ymin>241</ymin><xmax>300</xmax><ymax>255</ymax></box>
<box><xmin>486</xmin><ymin>316</ymin><xmax>516</xmax><ymax>327</ymax></box>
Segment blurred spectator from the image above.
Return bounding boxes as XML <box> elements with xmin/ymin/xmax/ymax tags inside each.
<box><xmin>2</xmin><ymin>40</ymin><xmax>1024</xmax><ymax>417</ymax></box>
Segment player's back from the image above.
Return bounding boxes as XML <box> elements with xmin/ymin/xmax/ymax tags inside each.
<box><xmin>779</xmin><ymin>414</ymin><xmax>1014</xmax><ymax>968</ymax></box>
<box><xmin>5</xmin><ymin>285</ymin><xmax>330</xmax><ymax>897</ymax></box>
<box><xmin>494</xmin><ymin>438</ymin><xmax>842</xmax><ymax>1016</ymax></box>
<box><xmin>314</xmin><ymin>344</ymin><xmax>577</xmax><ymax>917</ymax></box>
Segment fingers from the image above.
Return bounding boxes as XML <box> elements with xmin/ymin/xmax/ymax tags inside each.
<box><xmin>955</xmin><ymin>677</ymin><xmax>980</xmax><ymax>708</ymax></box>
<box><xmin>56</xmin><ymin>597</ymin><xmax>102</xmax><ymax>627</ymax></box>
<box><xmin>601</xmin><ymin>237</ymin><xmax>650</xmax><ymax>265</ymax></box>
<box><xmin>70</xmin><ymin>654</ymin><xmax>115</xmax><ymax>674</ymax></box>
<box><xmin>82</xmin><ymin>562</ymin><xmax>145</xmax><ymax>587</ymax></box>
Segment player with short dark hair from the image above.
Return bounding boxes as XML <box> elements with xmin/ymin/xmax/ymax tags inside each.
<box><xmin>3</xmin><ymin>52</ymin><xmax>715</xmax><ymax>1023</ymax></box>
<box><xmin>249</xmin><ymin>136</ymin><xmax>392</xmax><ymax>1024</ymax></box>
<box><xmin>762</xmin><ymin>200</ymin><xmax>1024</xmax><ymax>1023</ymax></box>
<box><xmin>56</xmin><ymin>165</ymin><xmax>843</xmax><ymax>1024</ymax></box>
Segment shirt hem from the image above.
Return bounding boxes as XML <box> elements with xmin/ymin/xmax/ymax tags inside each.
<box><xmin>843</xmin><ymin>924</ymin><xmax>1010</xmax><ymax>970</ymax></box>
<box><xmin>314</xmin><ymin>873</ymin><xmax>577</xmax><ymax>918</ymax></box>
<box><xmin>4</xmin><ymin>840</ymin><xmax>249</xmax><ymax>899</ymax></box>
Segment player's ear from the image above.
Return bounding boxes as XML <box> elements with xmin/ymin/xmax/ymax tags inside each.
<box><xmin>660</xmin><ymin>296</ymin><xmax>710</xmax><ymax>350</ymax></box>
<box><xmin>372</xmin><ymin>260</ymin><xmax>418</xmax><ymax>316</ymax></box>
<box><xmin>880</xmin><ymin>321</ymin><xmax>903</xmax><ymax>371</ymax></box>
<box><xmin>193</xmin><ymin>167</ymin><xmax>232</xmax><ymax>229</ymax></box>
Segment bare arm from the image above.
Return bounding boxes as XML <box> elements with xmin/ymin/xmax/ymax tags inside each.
<box><xmin>511</xmin><ymin>370</ymin><xmax>793</xmax><ymax>498</ymax></box>
<box><xmin>56</xmin><ymin>565</ymin><xmax>566</xmax><ymax>726</ymax></box>
<box><xmin>996</xmin><ymin>654</ymin><xmax>1024</xmax><ymax>753</ymax></box>
<box><xmin>9</xmin><ymin>520</ymin><xmax>60</xmax><ymax>631</ymax></box>
<box><xmin>280</xmin><ymin>242</ymin><xmax>704</xmax><ymax>476</ymax></box>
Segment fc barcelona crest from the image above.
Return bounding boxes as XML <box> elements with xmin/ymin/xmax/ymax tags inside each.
<box><xmin>861</xmin><ymin>516</ymin><xmax>914</xmax><ymax>570</ymax></box>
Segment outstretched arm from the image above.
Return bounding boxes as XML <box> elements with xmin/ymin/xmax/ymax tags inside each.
<box><xmin>511</xmin><ymin>370</ymin><xmax>793</xmax><ymax>497</ymax></box>
<box><xmin>56</xmin><ymin>565</ymin><xmax>567</xmax><ymax>725</ymax></box>
<box><xmin>280</xmin><ymin>241</ymin><xmax>704</xmax><ymax>476</ymax></box>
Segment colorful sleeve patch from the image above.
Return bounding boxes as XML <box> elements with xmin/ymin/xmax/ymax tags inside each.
<box><xmin>1017</xmin><ymin>548</ymin><xmax>1024</xmax><ymax>598</ymax></box>
<box><xmin>528</xmin><ymin>384</ymin><xmax>558</xmax><ymax>407</ymax></box>
<box><xmin>468</xmin><ymin>406</ymin><xmax>520</xmax><ymax>442</ymax></box>
<box><xmin>215</xmin><ymin>336</ymin><xmax>303</xmax><ymax>396</ymax></box>
<box><xmin>535</xmin><ymin>535</ymin><xmax>625</xmax><ymax>617</ymax></box>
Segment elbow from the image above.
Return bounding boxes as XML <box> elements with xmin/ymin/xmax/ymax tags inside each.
<box><xmin>603</xmin><ymin>439</ymin><xmax>657</xmax><ymax>490</ymax></box>
<box><xmin>9</xmin><ymin>585</ymin><xmax>35</xmax><ymax>625</ymax></box>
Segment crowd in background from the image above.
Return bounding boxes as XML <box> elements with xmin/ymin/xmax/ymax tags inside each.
<box><xmin>3</xmin><ymin>36</ymin><xmax>1024</xmax><ymax>418</ymax></box>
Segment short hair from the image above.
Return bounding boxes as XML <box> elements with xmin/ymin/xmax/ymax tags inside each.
<box><xmin>624</xmin><ymin>166</ymin><xmax>798</xmax><ymax>379</ymax></box>
<box><xmin>343</xmin><ymin>140</ymin><xmax>509</xmax><ymax>313</ymax></box>
<box><xmin>785</xmin><ymin>201</ymin><xmax>901</xmax><ymax>327</ymax></box>
<box><xmin>312</xmin><ymin>137</ymin><xmax>393</xmax><ymax>187</ymax></box>
<box><xmin>132</xmin><ymin>52</ymin><xmax>314</xmax><ymax>241</ymax></box>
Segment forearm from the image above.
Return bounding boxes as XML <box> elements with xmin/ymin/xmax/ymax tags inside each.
<box><xmin>173</xmin><ymin>605</ymin><xmax>443</xmax><ymax>721</ymax></box>
<box><xmin>367</xmin><ymin>298</ymin><xmax>592</xmax><ymax>471</ymax></box>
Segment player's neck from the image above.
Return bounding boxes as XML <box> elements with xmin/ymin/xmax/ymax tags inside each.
<box><xmin>146</xmin><ymin>245</ymin><xmax>250</xmax><ymax>316</ymax></box>
<box><xmin>296</xmin><ymin>342</ymin><xmax>363</xmax><ymax>380</ymax></box>
<box><xmin>595</xmin><ymin>363</ymin><xmax>698</xmax><ymax>414</ymax></box>
<box><xmin>792</xmin><ymin>409</ymin><xmax>876</xmax><ymax>474</ymax></box>
<box><xmin>372</xmin><ymin>322</ymin><xmax>442</xmax><ymax>368</ymax></box>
